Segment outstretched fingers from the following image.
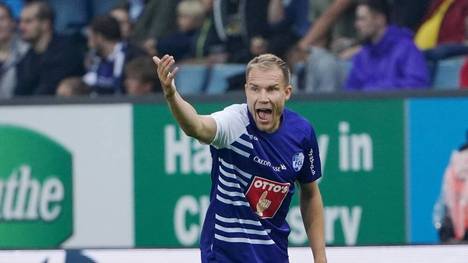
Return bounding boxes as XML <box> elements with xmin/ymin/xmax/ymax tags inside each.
<box><xmin>153</xmin><ymin>55</ymin><xmax>180</xmax><ymax>97</ymax></box>
<box><xmin>168</xmin><ymin>66</ymin><xmax>179</xmax><ymax>80</ymax></box>
<box><xmin>153</xmin><ymin>55</ymin><xmax>178</xmax><ymax>86</ymax></box>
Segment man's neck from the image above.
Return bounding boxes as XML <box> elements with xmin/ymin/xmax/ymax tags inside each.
<box><xmin>371</xmin><ymin>25</ymin><xmax>387</xmax><ymax>44</ymax></box>
<box><xmin>33</xmin><ymin>31</ymin><xmax>52</xmax><ymax>53</ymax></box>
<box><xmin>101</xmin><ymin>41</ymin><xmax>119</xmax><ymax>58</ymax></box>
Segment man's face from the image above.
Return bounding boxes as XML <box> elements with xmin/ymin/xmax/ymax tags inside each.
<box><xmin>0</xmin><ymin>7</ymin><xmax>14</xmax><ymax>42</ymax></box>
<box><xmin>355</xmin><ymin>5</ymin><xmax>379</xmax><ymax>42</ymax></box>
<box><xmin>87</xmin><ymin>30</ymin><xmax>105</xmax><ymax>57</ymax></box>
<box><xmin>245</xmin><ymin>66</ymin><xmax>291</xmax><ymax>133</ymax></box>
<box><xmin>177</xmin><ymin>13</ymin><xmax>197</xmax><ymax>32</ymax></box>
<box><xmin>19</xmin><ymin>5</ymin><xmax>44</xmax><ymax>43</ymax></box>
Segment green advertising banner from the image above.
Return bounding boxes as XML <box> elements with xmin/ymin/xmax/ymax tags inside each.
<box><xmin>0</xmin><ymin>125</ymin><xmax>73</xmax><ymax>248</ymax></box>
<box><xmin>133</xmin><ymin>99</ymin><xmax>405</xmax><ymax>247</ymax></box>
<box><xmin>134</xmin><ymin>103</ymin><xmax>226</xmax><ymax>247</ymax></box>
<box><xmin>289</xmin><ymin>100</ymin><xmax>405</xmax><ymax>245</ymax></box>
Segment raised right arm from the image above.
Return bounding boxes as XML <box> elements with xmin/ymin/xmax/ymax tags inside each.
<box><xmin>153</xmin><ymin>55</ymin><xmax>217</xmax><ymax>144</ymax></box>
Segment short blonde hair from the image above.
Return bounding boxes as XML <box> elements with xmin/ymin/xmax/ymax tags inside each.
<box><xmin>246</xmin><ymin>53</ymin><xmax>291</xmax><ymax>85</ymax></box>
<box><xmin>177</xmin><ymin>0</ymin><xmax>205</xmax><ymax>20</ymax></box>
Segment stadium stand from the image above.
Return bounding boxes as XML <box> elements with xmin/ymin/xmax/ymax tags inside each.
<box><xmin>205</xmin><ymin>64</ymin><xmax>245</xmax><ymax>94</ymax></box>
<box><xmin>174</xmin><ymin>65</ymin><xmax>210</xmax><ymax>95</ymax></box>
<box><xmin>432</xmin><ymin>56</ymin><xmax>465</xmax><ymax>90</ymax></box>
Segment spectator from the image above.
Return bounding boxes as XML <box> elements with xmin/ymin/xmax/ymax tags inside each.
<box><xmin>149</xmin><ymin>0</ymin><xmax>205</xmax><ymax>60</ymax></box>
<box><xmin>242</xmin><ymin>0</ymin><xmax>310</xmax><ymax>61</ymax></box>
<box><xmin>48</xmin><ymin>0</ymin><xmax>120</xmax><ymax>33</ymax></box>
<box><xmin>0</xmin><ymin>2</ymin><xmax>28</xmax><ymax>99</ymax></box>
<box><xmin>173</xmin><ymin>0</ymin><xmax>228</xmax><ymax>64</ymax></box>
<box><xmin>344</xmin><ymin>0</ymin><xmax>430</xmax><ymax>91</ymax></box>
<box><xmin>56</xmin><ymin>77</ymin><xmax>90</xmax><ymax>97</ymax></box>
<box><xmin>298</xmin><ymin>0</ymin><xmax>358</xmax><ymax>53</ymax></box>
<box><xmin>128</xmin><ymin>0</ymin><xmax>179</xmax><ymax>48</ymax></box>
<box><xmin>303</xmin><ymin>46</ymin><xmax>344</xmax><ymax>93</ymax></box>
<box><xmin>124</xmin><ymin>56</ymin><xmax>160</xmax><ymax>95</ymax></box>
<box><xmin>83</xmin><ymin>15</ymin><xmax>144</xmax><ymax>94</ymax></box>
<box><xmin>14</xmin><ymin>1</ymin><xmax>84</xmax><ymax>96</ymax></box>
<box><xmin>266</xmin><ymin>0</ymin><xmax>310</xmax><ymax>58</ymax></box>
<box><xmin>110</xmin><ymin>6</ymin><xmax>133</xmax><ymax>40</ymax></box>
<box><xmin>298</xmin><ymin>0</ymin><xmax>430</xmax><ymax>59</ymax></box>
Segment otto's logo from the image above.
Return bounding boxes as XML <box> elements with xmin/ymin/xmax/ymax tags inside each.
<box><xmin>292</xmin><ymin>152</ymin><xmax>304</xmax><ymax>172</ymax></box>
<box><xmin>0</xmin><ymin>125</ymin><xmax>73</xmax><ymax>248</ymax></box>
<box><xmin>246</xmin><ymin>177</ymin><xmax>290</xmax><ymax>219</ymax></box>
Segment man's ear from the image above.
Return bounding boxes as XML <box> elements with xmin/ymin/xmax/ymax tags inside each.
<box><xmin>285</xmin><ymin>84</ymin><xmax>292</xmax><ymax>100</ymax></box>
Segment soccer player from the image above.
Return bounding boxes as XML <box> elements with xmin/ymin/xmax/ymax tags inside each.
<box><xmin>153</xmin><ymin>53</ymin><xmax>327</xmax><ymax>263</ymax></box>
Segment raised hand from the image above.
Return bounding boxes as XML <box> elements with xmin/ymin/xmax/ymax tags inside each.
<box><xmin>256</xmin><ymin>191</ymin><xmax>271</xmax><ymax>217</ymax></box>
<box><xmin>152</xmin><ymin>55</ymin><xmax>179</xmax><ymax>98</ymax></box>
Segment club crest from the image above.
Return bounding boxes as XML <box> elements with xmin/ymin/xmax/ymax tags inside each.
<box><xmin>292</xmin><ymin>152</ymin><xmax>304</xmax><ymax>172</ymax></box>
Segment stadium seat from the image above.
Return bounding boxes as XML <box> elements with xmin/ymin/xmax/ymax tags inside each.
<box><xmin>205</xmin><ymin>64</ymin><xmax>245</xmax><ymax>94</ymax></box>
<box><xmin>432</xmin><ymin>57</ymin><xmax>465</xmax><ymax>90</ymax></box>
<box><xmin>175</xmin><ymin>65</ymin><xmax>209</xmax><ymax>95</ymax></box>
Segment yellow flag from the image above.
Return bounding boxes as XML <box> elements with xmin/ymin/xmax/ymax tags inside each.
<box><xmin>414</xmin><ymin>0</ymin><xmax>455</xmax><ymax>50</ymax></box>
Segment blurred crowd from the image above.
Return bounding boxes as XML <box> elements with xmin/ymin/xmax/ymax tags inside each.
<box><xmin>0</xmin><ymin>0</ymin><xmax>467</xmax><ymax>98</ymax></box>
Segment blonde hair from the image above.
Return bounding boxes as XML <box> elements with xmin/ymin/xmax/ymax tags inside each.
<box><xmin>246</xmin><ymin>53</ymin><xmax>291</xmax><ymax>85</ymax></box>
<box><xmin>177</xmin><ymin>0</ymin><xmax>205</xmax><ymax>20</ymax></box>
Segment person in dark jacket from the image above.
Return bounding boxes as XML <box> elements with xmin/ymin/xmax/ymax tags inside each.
<box><xmin>83</xmin><ymin>15</ymin><xmax>145</xmax><ymax>94</ymax></box>
<box><xmin>14</xmin><ymin>1</ymin><xmax>84</xmax><ymax>96</ymax></box>
<box><xmin>344</xmin><ymin>0</ymin><xmax>430</xmax><ymax>91</ymax></box>
<box><xmin>152</xmin><ymin>0</ymin><xmax>205</xmax><ymax>61</ymax></box>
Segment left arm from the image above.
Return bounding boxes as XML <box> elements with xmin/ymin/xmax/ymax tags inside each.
<box><xmin>300</xmin><ymin>181</ymin><xmax>327</xmax><ymax>263</ymax></box>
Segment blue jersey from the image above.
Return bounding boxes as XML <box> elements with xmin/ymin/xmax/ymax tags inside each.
<box><xmin>200</xmin><ymin>104</ymin><xmax>322</xmax><ymax>263</ymax></box>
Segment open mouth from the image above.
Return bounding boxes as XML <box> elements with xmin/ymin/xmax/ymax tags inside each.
<box><xmin>256</xmin><ymin>108</ymin><xmax>273</xmax><ymax>122</ymax></box>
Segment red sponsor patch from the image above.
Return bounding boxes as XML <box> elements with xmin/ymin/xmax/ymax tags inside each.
<box><xmin>245</xmin><ymin>176</ymin><xmax>290</xmax><ymax>219</ymax></box>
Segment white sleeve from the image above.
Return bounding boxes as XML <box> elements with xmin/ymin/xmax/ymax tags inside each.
<box><xmin>210</xmin><ymin>104</ymin><xmax>249</xmax><ymax>148</ymax></box>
